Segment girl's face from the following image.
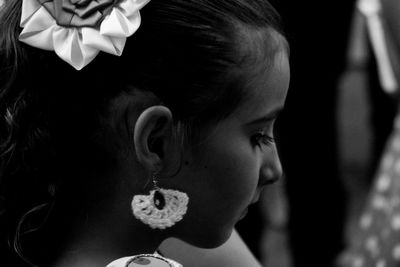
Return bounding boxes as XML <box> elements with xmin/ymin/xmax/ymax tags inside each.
<box><xmin>172</xmin><ymin>50</ymin><xmax>290</xmax><ymax>248</ymax></box>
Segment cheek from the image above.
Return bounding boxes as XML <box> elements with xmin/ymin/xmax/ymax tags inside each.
<box><xmin>176</xmin><ymin>133</ymin><xmax>261</xmax><ymax>247</ymax></box>
<box><xmin>198</xmin><ymin>140</ymin><xmax>260</xmax><ymax>207</ymax></box>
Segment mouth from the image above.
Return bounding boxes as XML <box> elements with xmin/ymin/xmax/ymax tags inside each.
<box><xmin>251</xmin><ymin>176</ymin><xmax>280</xmax><ymax>204</ymax></box>
<box><xmin>239</xmin><ymin>194</ymin><xmax>260</xmax><ymax>220</ymax></box>
<box><xmin>239</xmin><ymin>208</ymin><xmax>248</xmax><ymax>220</ymax></box>
<box><xmin>250</xmin><ymin>192</ymin><xmax>261</xmax><ymax>205</ymax></box>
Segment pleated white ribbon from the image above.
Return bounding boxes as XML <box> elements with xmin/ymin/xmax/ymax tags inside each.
<box><xmin>358</xmin><ymin>0</ymin><xmax>398</xmax><ymax>94</ymax></box>
<box><xmin>19</xmin><ymin>0</ymin><xmax>150</xmax><ymax>70</ymax></box>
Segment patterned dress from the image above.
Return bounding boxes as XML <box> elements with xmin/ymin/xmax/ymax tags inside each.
<box><xmin>340</xmin><ymin>0</ymin><xmax>400</xmax><ymax>266</ymax></box>
<box><xmin>342</xmin><ymin>115</ymin><xmax>400</xmax><ymax>267</ymax></box>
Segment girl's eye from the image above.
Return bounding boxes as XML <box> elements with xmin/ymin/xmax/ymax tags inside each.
<box><xmin>251</xmin><ymin>131</ymin><xmax>275</xmax><ymax>147</ymax></box>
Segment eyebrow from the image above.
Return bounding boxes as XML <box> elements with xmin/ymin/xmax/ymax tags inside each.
<box><xmin>245</xmin><ymin>107</ymin><xmax>284</xmax><ymax>126</ymax></box>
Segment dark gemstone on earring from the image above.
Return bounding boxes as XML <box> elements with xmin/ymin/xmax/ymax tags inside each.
<box><xmin>154</xmin><ymin>190</ymin><xmax>166</xmax><ymax>209</ymax></box>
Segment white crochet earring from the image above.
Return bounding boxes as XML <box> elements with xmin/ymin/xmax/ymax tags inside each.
<box><xmin>131</xmin><ymin>173</ymin><xmax>189</xmax><ymax>229</ymax></box>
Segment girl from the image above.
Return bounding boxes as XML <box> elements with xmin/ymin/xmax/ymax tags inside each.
<box><xmin>0</xmin><ymin>0</ymin><xmax>290</xmax><ymax>266</ymax></box>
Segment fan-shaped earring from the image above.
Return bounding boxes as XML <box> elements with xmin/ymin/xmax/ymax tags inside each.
<box><xmin>131</xmin><ymin>173</ymin><xmax>189</xmax><ymax>229</ymax></box>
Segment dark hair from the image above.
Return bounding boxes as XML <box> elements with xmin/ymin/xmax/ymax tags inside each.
<box><xmin>0</xmin><ymin>0</ymin><xmax>286</xmax><ymax>265</ymax></box>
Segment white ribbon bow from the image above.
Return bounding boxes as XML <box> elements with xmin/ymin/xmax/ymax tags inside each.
<box><xmin>19</xmin><ymin>0</ymin><xmax>150</xmax><ymax>70</ymax></box>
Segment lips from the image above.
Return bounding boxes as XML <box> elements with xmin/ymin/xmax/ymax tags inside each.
<box><xmin>251</xmin><ymin>192</ymin><xmax>261</xmax><ymax>204</ymax></box>
<box><xmin>239</xmin><ymin>208</ymin><xmax>248</xmax><ymax>220</ymax></box>
<box><xmin>252</xmin><ymin>175</ymin><xmax>280</xmax><ymax>204</ymax></box>
<box><xmin>239</xmin><ymin>194</ymin><xmax>260</xmax><ymax>220</ymax></box>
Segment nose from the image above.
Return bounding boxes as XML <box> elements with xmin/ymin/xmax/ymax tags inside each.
<box><xmin>259</xmin><ymin>147</ymin><xmax>283</xmax><ymax>186</ymax></box>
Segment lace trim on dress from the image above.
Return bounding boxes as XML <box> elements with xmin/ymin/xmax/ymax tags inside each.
<box><xmin>106</xmin><ymin>253</ymin><xmax>182</xmax><ymax>267</ymax></box>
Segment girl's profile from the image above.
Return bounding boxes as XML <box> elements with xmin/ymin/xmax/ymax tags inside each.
<box><xmin>0</xmin><ymin>0</ymin><xmax>290</xmax><ymax>266</ymax></box>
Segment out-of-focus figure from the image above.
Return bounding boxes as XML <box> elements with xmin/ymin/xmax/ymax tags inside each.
<box><xmin>339</xmin><ymin>0</ymin><xmax>400</xmax><ymax>266</ymax></box>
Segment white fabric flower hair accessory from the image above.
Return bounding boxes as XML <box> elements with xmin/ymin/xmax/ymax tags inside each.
<box><xmin>19</xmin><ymin>0</ymin><xmax>151</xmax><ymax>70</ymax></box>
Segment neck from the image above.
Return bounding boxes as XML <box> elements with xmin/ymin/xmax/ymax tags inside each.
<box><xmin>50</xmin><ymin>196</ymin><xmax>166</xmax><ymax>266</ymax></box>
<box><xmin>53</xmin><ymin>226</ymin><xmax>163</xmax><ymax>267</ymax></box>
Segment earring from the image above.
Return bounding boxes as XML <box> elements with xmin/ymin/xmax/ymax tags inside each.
<box><xmin>131</xmin><ymin>173</ymin><xmax>189</xmax><ymax>229</ymax></box>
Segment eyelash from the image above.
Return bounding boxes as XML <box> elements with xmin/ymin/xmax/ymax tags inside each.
<box><xmin>252</xmin><ymin>131</ymin><xmax>275</xmax><ymax>147</ymax></box>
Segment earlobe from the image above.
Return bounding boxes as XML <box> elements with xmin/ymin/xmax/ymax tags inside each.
<box><xmin>134</xmin><ymin>105</ymin><xmax>173</xmax><ymax>172</ymax></box>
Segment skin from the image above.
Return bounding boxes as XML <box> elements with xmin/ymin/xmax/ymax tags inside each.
<box><xmin>52</xmin><ymin>43</ymin><xmax>290</xmax><ymax>267</ymax></box>
<box><xmin>160</xmin><ymin>230</ymin><xmax>263</xmax><ymax>267</ymax></box>
<box><xmin>168</xmin><ymin>50</ymin><xmax>290</xmax><ymax>248</ymax></box>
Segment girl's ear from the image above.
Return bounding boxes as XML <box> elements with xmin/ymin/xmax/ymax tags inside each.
<box><xmin>134</xmin><ymin>105</ymin><xmax>173</xmax><ymax>172</ymax></box>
